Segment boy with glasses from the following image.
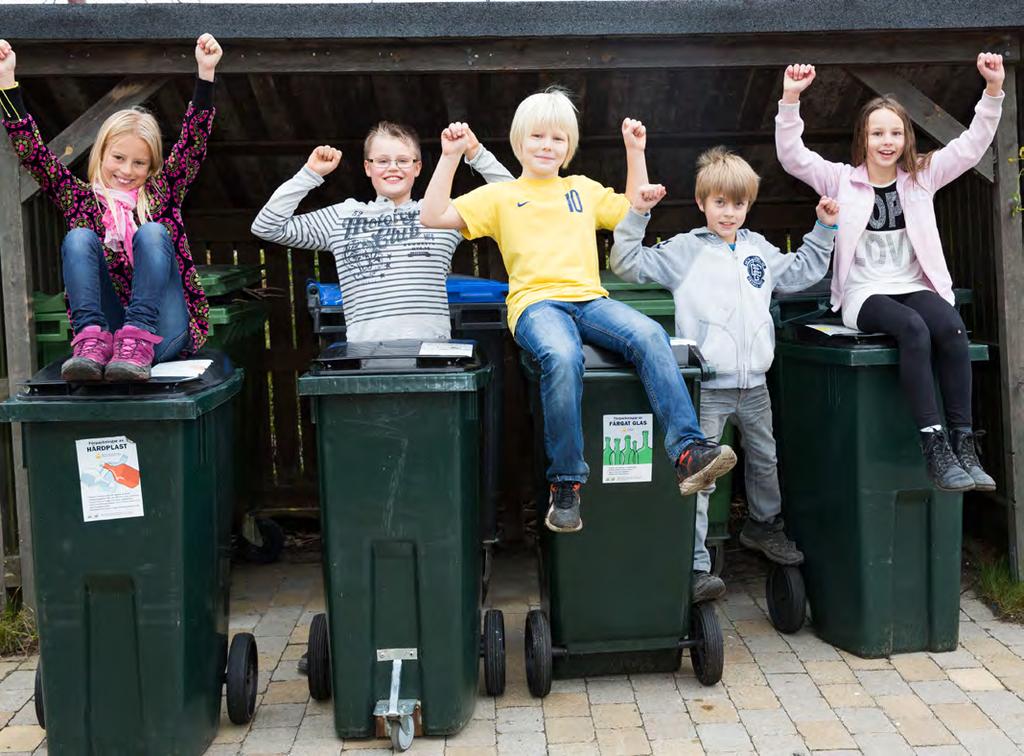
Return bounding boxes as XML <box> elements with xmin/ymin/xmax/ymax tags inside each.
<box><xmin>252</xmin><ymin>121</ymin><xmax>512</xmax><ymax>341</ymax></box>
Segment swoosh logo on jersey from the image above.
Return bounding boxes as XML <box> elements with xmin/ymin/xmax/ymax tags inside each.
<box><xmin>516</xmin><ymin>201</ymin><xmax>530</xmax><ymax>207</ymax></box>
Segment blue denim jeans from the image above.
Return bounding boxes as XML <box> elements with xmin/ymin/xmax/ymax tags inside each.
<box><xmin>514</xmin><ymin>297</ymin><xmax>705</xmax><ymax>483</ymax></box>
<box><xmin>61</xmin><ymin>223</ymin><xmax>192</xmax><ymax>362</ymax></box>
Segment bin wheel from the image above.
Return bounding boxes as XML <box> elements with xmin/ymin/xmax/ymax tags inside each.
<box><xmin>226</xmin><ymin>632</ymin><xmax>259</xmax><ymax>725</ymax></box>
<box><xmin>34</xmin><ymin>665</ymin><xmax>44</xmax><ymax>730</ymax></box>
<box><xmin>482</xmin><ymin>609</ymin><xmax>506</xmax><ymax>696</ymax></box>
<box><xmin>709</xmin><ymin>543</ymin><xmax>726</xmax><ymax>577</ymax></box>
<box><xmin>766</xmin><ymin>564</ymin><xmax>806</xmax><ymax>634</ymax></box>
<box><xmin>524</xmin><ymin>610</ymin><xmax>552</xmax><ymax>698</ymax></box>
<box><xmin>307</xmin><ymin>613</ymin><xmax>332</xmax><ymax>701</ymax></box>
<box><xmin>390</xmin><ymin>714</ymin><xmax>415</xmax><ymax>751</ymax></box>
<box><xmin>689</xmin><ymin>602</ymin><xmax>724</xmax><ymax>686</ymax></box>
<box><xmin>240</xmin><ymin>516</ymin><xmax>285</xmax><ymax>564</ymax></box>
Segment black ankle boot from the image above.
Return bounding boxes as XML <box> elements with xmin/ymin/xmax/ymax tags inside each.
<box><xmin>920</xmin><ymin>430</ymin><xmax>974</xmax><ymax>492</ymax></box>
<box><xmin>950</xmin><ymin>429</ymin><xmax>996</xmax><ymax>491</ymax></box>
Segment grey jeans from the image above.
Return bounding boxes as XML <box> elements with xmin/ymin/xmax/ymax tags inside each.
<box><xmin>693</xmin><ymin>384</ymin><xmax>782</xmax><ymax>571</ymax></box>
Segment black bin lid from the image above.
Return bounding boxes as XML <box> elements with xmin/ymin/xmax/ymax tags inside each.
<box><xmin>311</xmin><ymin>339</ymin><xmax>482</xmax><ymax>375</ymax></box>
<box><xmin>20</xmin><ymin>350</ymin><xmax>235</xmax><ymax>401</ymax></box>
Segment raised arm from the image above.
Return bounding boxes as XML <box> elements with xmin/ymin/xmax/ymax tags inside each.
<box><xmin>251</xmin><ymin>146</ymin><xmax>345</xmax><ymax>251</ymax></box>
<box><xmin>925</xmin><ymin>53</ymin><xmax>1004</xmax><ymax>191</ymax></box>
<box><xmin>161</xmin><ymin>34</ymin><xmax>221</xmax><ymax>188</ymax></box>
<box><xmin>420</xmin><ymin>127</ymin><xmax>470</xmax><ymax>229</ymax></box>
<box><xmin>775</xmin><ymin>64</ymin><xmax>844</xmax><ymax>198</ymax></box>
<box><xmin>771</xmin><ymin>196</ymin><xmax>839</xmax><ymax>294</ymax></box>
<box><xmin>456</xmin><ymin>123</ymin><xmax>515</xmax><ymax>184</ymax></box>
<box><xmin>0</xmin><ymin>39</ymin><xmax>88</xmax><ymax>212</ymax></box>
<box><xmin>621</xmin><ymin>117</ymin><xmax>650</xmax><ymax>207</ymax></box>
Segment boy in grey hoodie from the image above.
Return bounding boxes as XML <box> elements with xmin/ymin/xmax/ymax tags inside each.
<box><xmin>611</xmin><ymin>146</ymin><xmax>839</xmax><ymax>602</ymax></box>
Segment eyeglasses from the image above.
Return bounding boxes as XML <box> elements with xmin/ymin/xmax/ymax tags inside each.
<box><xmin>367</xmin><ymin>157</ymin><xmax>419</xmax><ymax>170</ymax></box>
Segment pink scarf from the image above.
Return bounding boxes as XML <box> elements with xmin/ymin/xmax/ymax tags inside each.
<box><xmin>94</xmin><ymin>184</ymin><xmax>140</xmax><ymax>266</ymax></box>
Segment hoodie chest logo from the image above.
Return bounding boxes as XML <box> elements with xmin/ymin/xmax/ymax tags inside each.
<box><xmin>743</xmin><ymin>255</ymin><xmax>766</xmax><ymax>289</ymax></box>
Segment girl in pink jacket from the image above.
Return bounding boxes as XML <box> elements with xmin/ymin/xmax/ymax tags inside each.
<box><xmin>775</xmin><ymin>54</ymin><xmax>1005</xmax><ymax>493</ymax></box>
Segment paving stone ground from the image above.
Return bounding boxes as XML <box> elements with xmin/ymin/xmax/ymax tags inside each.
<box><xmin>4</xmin><ymin>546</ymin><xmax>1024</xmax><ymax>755</ymax></box>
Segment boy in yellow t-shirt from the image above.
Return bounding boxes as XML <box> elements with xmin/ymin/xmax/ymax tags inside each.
<box><xmin>421</xmin><ymin>89</ymin><xmax>736</xmax><ymax>557</ymax></box>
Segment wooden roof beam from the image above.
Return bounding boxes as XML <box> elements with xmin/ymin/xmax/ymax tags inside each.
<box><xmin>14</xmin><ymin>32</ymin><xmax>1017</xmax><ymax>76</ymax></box>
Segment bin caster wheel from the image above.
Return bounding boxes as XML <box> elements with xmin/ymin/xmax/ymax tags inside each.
<box><xmin>226</xmin><ymin>632</ymin><xmax>259</xmax><ymax>724</ymax></box>
<box><xmin>766</xmin><ymin>564</ymin><xmax>806</xmax><ymax>634</ymax></box>
<box><xmin>307</xmin><ymin>613</ymin><xmax>332</xmax><ymax>701</ymax></box>
<box><xmin>524</xmin><ymin>609</ymin><xmax>552</xmax><ymax>698</ymax></box>
<box><xmin>709</xmin><ymin>543</ymin><xmax>726</xmax><ymax>577</ymax></box>
<box><xmin>34</xmin><ymin>665</ymin><xmax>44</xmax><ymax>730</ymax></box>
<box><xmin>390</xmin><ymin>713</ymin><xmax>415</xmax><ymax>751</ymax></box>
<box><xmin>482</xmin><ymin>609</ymin><xmax>506</xmax><ymax>696</ymax></box>
<box><xmin>240</xmin><ymin>516</ymin><xmax>285</xmax><ymax>564</ymax></box>
<box><xmin>690</xmin><ymin>602</ymin><xmax>724</xmax><ymax>686</ymax></box>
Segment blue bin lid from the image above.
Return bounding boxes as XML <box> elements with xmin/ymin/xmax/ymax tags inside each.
<box><xmin>310</xmin><ymin>276</ymin><xmax>508</xmax><ymax>307</ymax></box>
<box><xmin>446</xmin><ymin>274</ymin><xmax>508</xmax><ymax>304</ymax></box>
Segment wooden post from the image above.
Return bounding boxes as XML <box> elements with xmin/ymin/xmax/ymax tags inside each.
<box><xmin>0</xmin><ymin>141</ymin><xmax>36</xmax><ymax>608</ymax></box>
<box><xmin>991</xmin><ymin>64</ymin><xmax>1024</xmax><ymax>580</ymax></box>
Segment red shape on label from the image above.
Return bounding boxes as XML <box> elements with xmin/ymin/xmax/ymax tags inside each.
<box><xmin>102</xmin><ymin>463</ymin><xmax>141</xmax><ymax>489</ymax></box>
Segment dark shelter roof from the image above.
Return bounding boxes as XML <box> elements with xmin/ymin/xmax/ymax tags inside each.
<box><xmin>3</xmin><ymin>1</ymin><xmax>1023</xmax><ymax>41</ymax></box>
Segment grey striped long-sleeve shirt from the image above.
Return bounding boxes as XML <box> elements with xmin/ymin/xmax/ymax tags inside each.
<box><xmin>251</xmin><ymin>147</ymin><xmax>513</xmax><ymax>342</ymax></box>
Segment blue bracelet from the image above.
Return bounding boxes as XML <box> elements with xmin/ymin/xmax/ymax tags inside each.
<box><xmin>816</xmin><ymin>219</ymin><xmax>839</xmax><ymax>230</ymax></box>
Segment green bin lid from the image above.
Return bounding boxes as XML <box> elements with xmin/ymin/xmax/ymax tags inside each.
<box><xmin>196</xmin><ymin>265</ymin><xmax>262</xmax><ymax>296</ymax></box>
<box><xmin>600</xmin><ymin>270</ymin><xmax>670</xmax><ymax>294</ymax></box>
<box><xmin>32</xmin><ymin>291</ymin><xmax>66</xmax><ymax>314</ymax></box>
<box><xmin>776</xmin><ymin>328</ymin><xmax>989</xmax><ymax>367</ymax></box>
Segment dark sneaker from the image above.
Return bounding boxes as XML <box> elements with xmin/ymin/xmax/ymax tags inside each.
<box><xmin>921</xmin><ymin>430</ymin><xmax>974</xmax><ymax>492</ymax></box>
<box><xmin>692</xmin><ymin>570</ymin><xmax>726</xmax><ymax>603</ymax></box>
<box><xmin>739</xmin><ymin>516</ymin><xmax>804</xmax><ymax>566</ymax></box>
<box><xmin>545</xmin><ymin>482</ymin><xmax>583</xmax><ymax>533</ymax></box>
<box><xmin>676</xmin><ymin>440</ymin><xmax>738</xmax><ymax>496</ymax></box>
<box><xmin>950</xmin><ymin>429</ymin><xmax>996</xmax><ymax>492</ymax></box>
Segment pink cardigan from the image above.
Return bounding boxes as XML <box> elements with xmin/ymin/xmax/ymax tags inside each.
<box><xmin>775</xmin><ymin>93</ymin><xmax>1004</xmax><ymax>311</ymax></box>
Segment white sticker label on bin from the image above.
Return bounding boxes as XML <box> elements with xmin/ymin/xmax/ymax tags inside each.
<box><xmin>602</xmin><ymin>414</ymin><xmax>654</xmax><ymax>484</ymax></box>
<box><xmin>75</xmin><ymin>435</ymin><xmax>145</xmax><ymax>522</ymax></box>
<box><xmin>418</xmin><ymin>342</ymin><xmax>473</xmax><ymax>358</ymax></box>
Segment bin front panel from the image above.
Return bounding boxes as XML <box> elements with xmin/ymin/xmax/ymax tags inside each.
<box><xmin>25</xmin><ymin>399</ymin><xmax>234</xmax><ymax>756</ymax></box>
<box><xmin>536</xmin><ymin>369</ymin><xmax>697</xmax><ymax>676</ymax></box>
<box><xmin>313</xmin><ymin>387</ymin><xmax>482</xmax><ymax>738</ymax></box>
<box><xmin>773</xmin><ymin>350</ymin><xmax>963</xmax><ymax>658</ymax></box>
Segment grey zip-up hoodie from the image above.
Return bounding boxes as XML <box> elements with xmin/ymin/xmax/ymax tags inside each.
<box><xmin>611</xmin><ymin>209</ymin><xmax>837</xmax><ymax>389</ymax></box>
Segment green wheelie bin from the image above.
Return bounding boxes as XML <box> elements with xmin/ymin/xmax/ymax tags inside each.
<box><xmin>0</xmin><ymin>352</ymin><xmax>258</xmax><ymax>755</ymax></box>
<box><xmin>520</xmin><ymin>342</ymin><xmax>724</xmax><ymax>695</ymax></box>
<box><xmin>297</xmin><ymin>341</ymin><xmax>505</xmax><ymax>751</ymax></box>
<box><xmin>771</xmin><ymin>324</ymin><xmax>989</xmax><ymax>656</ymax></box>
<box><xmin>601</xmin><ymin>272</ymin><xmax>734</xmax><ymax>574</ymax></box>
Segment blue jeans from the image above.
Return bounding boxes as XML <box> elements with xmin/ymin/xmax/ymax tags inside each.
<box><xmin>514</xmin><ymin>297</ymin><xmax>705</xmax><ymax>483</ymax></box>
<box><xmin>61</xmin><ymin>223</ymin><xmax>192</xmax><ymax>362</ymax></box>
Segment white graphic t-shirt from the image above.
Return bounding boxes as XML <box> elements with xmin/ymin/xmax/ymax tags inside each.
<box><xmin>842</xmin><ymin>180</ymin><xmax>930</xmax><ymax>328</ymax></box>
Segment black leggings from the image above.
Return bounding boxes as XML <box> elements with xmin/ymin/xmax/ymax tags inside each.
<box><xmin>856</xmin><ymin>290</ymin><xmax>971</xmax><ymax>430</ymax></box>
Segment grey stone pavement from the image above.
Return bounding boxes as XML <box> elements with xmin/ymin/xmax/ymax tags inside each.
<box><xmin>2</xmin><ymin>548</ymin><xmax>1023</xmax><ymax>755</ymax></box>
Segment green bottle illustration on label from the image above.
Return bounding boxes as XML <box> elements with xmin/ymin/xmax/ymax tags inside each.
<box><xmin>621</xmin><ymin>434</ymin><xmax>632</xmax><ymax>464</ymax></box>
<box><xmin>603</xmin><ymin>437</ymin><xmax>614</xmax><ymax>465</ymax></box>
<box><xmin>637</xmin><ymin>430</ymin><xmax>653</xmax><ymax>464</ymax></box>
<box><xmin>612</xmin><ymin>438</ymin><xmax>622</xmax><ymax>465</ymax></box>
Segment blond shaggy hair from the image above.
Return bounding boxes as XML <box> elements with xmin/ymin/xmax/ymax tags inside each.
<box><xmin>695</xmin><ymin>146</ymin><xmax>760</xmax><ymax>205</ymax></box>
<box><xmin>509</xmin><ymin>87</ymin><xmax>580</xmax><ymax>169</ymax></box>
